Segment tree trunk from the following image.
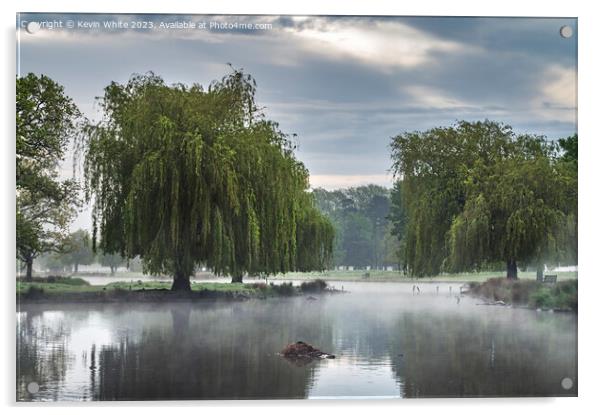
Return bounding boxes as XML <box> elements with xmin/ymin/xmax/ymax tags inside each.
<box><xmin>171</xmin><ymin>271</ymin><xmax>191</xmax><ymax>291</ymax></box>
<box><xmin>25</xmin><ymin>257</ymin><xmax>33</xmax><ymax>281</ymax></box>
<box><xmin>110</xmin><ymin>265</ymin><xmax>116</xmax><ymax>276</ymax></box>
<box><xmin>506</xmin><ymin>259</ymin><xmax>518</xmax><ymax>280</ymax></box>
<box><xmin>74</xmin><ymin>263</ymin><xmax>79</xmax><ymax>274</ymax></box>
<box><xmin>231</xmin><ymin>273</ymin><xmax>243</xmax><ymax>283</ymax></box>
<box><xmin>536</xmin><ymin>264</ymin><xmax>544</xmax><ymax>282</ymax></box>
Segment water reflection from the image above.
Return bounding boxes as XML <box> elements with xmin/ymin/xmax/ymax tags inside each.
<box><xmin>96</xmin><ymin>305</ymin><xmax>319</xmax><ymax>400</ymax></box>
<box><xmin>387</xmin><ymin>309</ymin><xmax>577</xmax><ymax>397</ymax></box>
<box><xmin>16</xmin><ymin>282</ymin><xmax>577</xmax><ymax>400</ymax></box>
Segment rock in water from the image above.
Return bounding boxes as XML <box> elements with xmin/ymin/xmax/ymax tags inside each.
<box><xmin>281</xmin><ymin>341</ymin><xmax>335</xmax><ymax>360</ymax></box>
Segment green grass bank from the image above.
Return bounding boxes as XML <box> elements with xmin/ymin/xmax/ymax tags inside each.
<box><xmin>17</xmin><ymin>277</ymin><xmax>333</xmax><ymax>303</ymax></box>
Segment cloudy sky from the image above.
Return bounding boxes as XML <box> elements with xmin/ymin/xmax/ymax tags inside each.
<box><xmin>17</xmin><ymin>13</ymin><xmax>577</xmax><ymax>229</ymax></box>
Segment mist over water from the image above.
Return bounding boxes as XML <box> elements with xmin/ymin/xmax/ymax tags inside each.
<box><xmin>17</xmin><ymin>282</ymin><xmax>577</xmax><ymax>400</ymax></box>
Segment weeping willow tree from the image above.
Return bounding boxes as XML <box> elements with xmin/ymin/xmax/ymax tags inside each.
<box><xmin>81</xmin><ymin>69</ymin><xmax>334</xmax><ymax>290</ymax></box>
<box><xmin>391</xmin><ymin>121</ymin><xmax>577</xmax><ymax>279</ymax></box>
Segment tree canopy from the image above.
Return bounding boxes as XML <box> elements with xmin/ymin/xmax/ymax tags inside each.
<box><xmin>81</xmin><ymin>69</ymin><xmax>334</xmax><ymax>290</ymax></box>
<box><xmin>16</xmin><ymin>73</ymin><xmax>81</xmax><ymax>280</ymax></box>
<box><xmin>61</xmin><ymin>229</ymin><xmax>95</xmax><ymax>273</ymax></box>
<box><xmin>100</xmin><ymin>251</ymin><xmax>126</xmax><ymax>276</ymax></box>
<box><xmin>390</xmin><ymin>121</ymin><xmax>577</xmax><ymax>278</ymax></box>
<box><xmin>559</xmin><ymin>134</ymin><xmax>578</xmax><ymax>166</ymax></box>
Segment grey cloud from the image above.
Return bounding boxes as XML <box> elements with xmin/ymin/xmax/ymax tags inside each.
<box><xmin>18</xmin><ymin>13</ymin><xmax>577</xmax><ymax>187</ymax></box>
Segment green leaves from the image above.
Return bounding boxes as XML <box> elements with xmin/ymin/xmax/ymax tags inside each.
<box><xmin>60</xmin><ymin>229</ymin><xmax>95</xmax><ymax>270</ymax></box>
<box><xmin>16</xmin><ymin>74</ymin><xmax>81</xmax><ymax>273</ymax></box>
<box><xmin>17</xmin><ymin>73</ymin><xmax>80</xmax><ymax>170</ymax></box>
<box><xmin>446</xmin><ymin>193</ymin><xmax>491</xmax><ymax>272</ymax></box>
<box><xmin>391</xmin><ymin>121</ymin><xmax>577</xmax><ymax>277</ymax></box>
<box><xmin>82</xmin><ymin>69</ymin><xmax>334</xmax><ymax>287</ymax></box>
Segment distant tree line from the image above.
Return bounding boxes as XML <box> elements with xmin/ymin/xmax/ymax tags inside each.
<box><xmin>36</xmin><ymin>229</ymin><xmax>129</xmax><ymax>275</ymax></box>
<box><xmin>312</xmin><ymin>185</ymin><xmax>400</xmax><ymax>269</ymax></box>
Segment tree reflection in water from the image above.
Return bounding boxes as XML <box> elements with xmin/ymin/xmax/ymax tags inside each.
<box><xmin>93</xmin><ymin>301</ymin><xmax>323</xmax><ymax>400</ymax></box>
<box><xmin>17</xmin><ymin>287</ymin><xmax>577</xmax><ymax>401</ymax></box>
<box><xmin>387</xmin><ymin>310</ymin><xmax>577</xmax><ymax>397</ymax></box>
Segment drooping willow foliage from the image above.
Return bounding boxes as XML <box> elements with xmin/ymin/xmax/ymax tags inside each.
<box><xmin>81</xmin><ymin>69</ymin><xmax>334</xmax><ymax>289</ymax></box>
<box><xmin>390</xmin><ymin>121</ymin><xmax>577</xmax><ymax>278</ymax></box>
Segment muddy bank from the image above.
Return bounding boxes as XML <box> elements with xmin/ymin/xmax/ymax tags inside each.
<box><xmin>468</xmin><ymin>278</ymin><xmax>577</xmax><ymax>312</ymax></box>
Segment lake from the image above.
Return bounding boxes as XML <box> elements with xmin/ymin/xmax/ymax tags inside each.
<box><xmin>16</xmin><ymin>281</ymin><xmax>577</xmax><ymax>400</ymax></box>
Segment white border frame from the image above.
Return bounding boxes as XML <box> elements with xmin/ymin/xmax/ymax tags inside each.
<box><xmin>2</xmin><ymin>1</ymin><xmax>599</xmax><ymax>414</ymax></box>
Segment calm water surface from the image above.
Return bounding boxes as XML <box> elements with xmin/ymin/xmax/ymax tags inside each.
<box><xmin>16</xmin><ymin>282</ymin><xmax>577</xmax><ymax>400</ymax></box>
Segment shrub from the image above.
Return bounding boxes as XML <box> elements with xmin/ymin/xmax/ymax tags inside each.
<box><xmin>510</xmin><ymin>280</ymin><xmax>538</xmax><ymax>304</ymax></box>
<box><xmin>54</xmin><ymin>276</ymin><xmax>90</xmax><ymax>286</ymax></box>
<box><xmin>300</xmin><ymin>279</ymin><xmax>328</xmax><ymax>293</ymax></box>
<box><xmin>529</xmin><ymin>289</ymin><xmax>553</xmax><ymax>308</ymax></box>
<box><xmin>270</xmin><ymin>282</ymin><xmax>296</xmax><ymax>296</ymax></box>
<box><xmin>250</xmin><ymin>282</ymin><xmax>269</xmax><ymax>293</ymax></box>
<box><xmin>18</xmin><ymin>276</ymin><xmax>90</xmax><ymax>285</ymax></box>
<box><xmin>472</xmin><ymin>277</ymin><xmax>578</xmax><ymax>311</ymax></box>
<box><xmin>528</xmin><ymin>280</ymin><xmax>578</xmax><ymax>310</ymax></box>
<box><xmin>250</xmin><ymin>282</ymin><xmax>267</xmax><ymax>289</ymax></box>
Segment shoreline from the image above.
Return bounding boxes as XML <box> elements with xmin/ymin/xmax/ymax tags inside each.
<box><xmin>15</xmin><ymin>275</ymin><xmax>578</xmax><ymax>310</ymax></box>
<box><xmin>16</xmin><ymin>278</ymin><xmax>340</xmax><ymax>304</ymax></box>
<box><xmin>17</xmin><ymin>289</ymin><xmax>277</xmax><ymax>304</ymax></box>
<box><xmin>21</xmin><ymin>269</ymin><xmax>578</xmax><ymax>286</ymax></box>
<box><xmin>16</xmin><ymin>289</ymin><xmax>345</xmax><ymax>304</ymax></box>
<box><xmin>467</xmin><ymin>278</ymin><xmax>578</xmax><ymax>313</ymax></box>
